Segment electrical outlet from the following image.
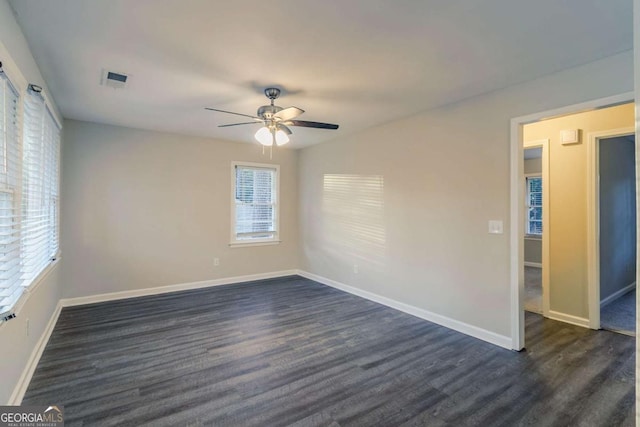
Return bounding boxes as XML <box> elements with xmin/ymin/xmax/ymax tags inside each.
<box><xmin>214</xmin><ymin>257</ymin><xmax>220</xmax><ymax>266</ymax></box>
<box><xmin>26</xmin><ymin>318</ymin><xmax>29</xmax><ymax>337</ymax></box>
<box><xmin>353</xmin><ymin>264</ymin><xmax>359</xmax><ymax>274</ymax></box>
<box><xmin>488</xmin><ymin>220</ymin><xmax>503</xmax><ymax>234</ymax></box>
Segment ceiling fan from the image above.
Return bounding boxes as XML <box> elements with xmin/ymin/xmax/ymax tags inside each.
<box><xmin>205</xmin><ymin>87</ymin><xmax>339</xmax><ymax>148</ymax></box>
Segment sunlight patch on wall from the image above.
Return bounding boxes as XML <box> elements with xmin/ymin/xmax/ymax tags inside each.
<box><xmin>322</xmin><ymin>174</ymin><xmax>386</xmax><ymax>270</ymax></box>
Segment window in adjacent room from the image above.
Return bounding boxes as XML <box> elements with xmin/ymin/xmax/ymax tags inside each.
<box><xmin>526</xmin><ymin>175</ymin><xmax>542</xmax><ymax>235</ymax></box>
<box><xmin>231</xmin><ymin>162</ymin><xmax>279</xmax><ymax>246</ymax></box>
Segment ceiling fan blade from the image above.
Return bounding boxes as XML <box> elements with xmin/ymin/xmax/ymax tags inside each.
<box><xmin>274</xmin><ymin>106</ymin><xmax>304</xmax><ymax>121</ymax></box>
<box><xmin>278</xmin><ymin>124</ymin><xmax>292</xmax><ymax>135</ymax></box>
<box><xmin>283</xmin><ymin>120</ymin><xmax>339</xmax><ymax>130</ymax></box>
<box><xmin>204</xmin><ymin>107</ymin><xmax>260</xmax><ymax>120</ymax></box>
<box><xmin>218</xmin><ymin>122</ymin><xmax>261</xmax><ymax>127</ymax></box>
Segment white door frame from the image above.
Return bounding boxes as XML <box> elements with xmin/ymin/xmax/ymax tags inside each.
<box><xmin>586</xmin><ymin>127</ymin><xmax>636</xmax><ymax>329</ymax></box>
<box><xmin>523</xmin><ymin>139</ymin><xmax>550</xmax><ymax>317</ymax></box>
<box><xmin>509</xmin><ymin>91</ymin><xmax>634</xmax><ymax>350</ymax></box>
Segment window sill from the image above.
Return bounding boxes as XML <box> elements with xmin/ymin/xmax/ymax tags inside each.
<box><xmin>229</xmin><ymin>240</ymin><xmax>281</xmax><ymax>248</ymax></box>
<box><xmin>0</xmin><ymin>257</ymin><xmax>61</xmax><ymax>327</ymax></box>
<box><xmin>525</xmin><ymin>235</ymin><xmax>542</xmax><ymax>240</ymax></box>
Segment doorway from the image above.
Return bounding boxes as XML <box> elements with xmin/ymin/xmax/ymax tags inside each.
<box><xmin>522</xmin><ymin>142</ymin><xmax>549</xmax><ymax>317</ymax></box>
<box><xmin>509</xmin><ymin>92</ymin><xmax>635</xmax><ymax>350</ymax></box>
<box><xmin>588</xmin><ymin>130</ymin><xmax>636</xmax><ymax>335</ymax></box>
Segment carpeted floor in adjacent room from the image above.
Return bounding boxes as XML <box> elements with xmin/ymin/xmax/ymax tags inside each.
<box><xmin>601</xmin><ymin>289</ymin><xmax>636</xmax><ymax>336</ymax></box>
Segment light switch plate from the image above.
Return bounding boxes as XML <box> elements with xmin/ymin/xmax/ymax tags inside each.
<box><xmin>488</xmin><ymin>220</ymin><xmax>503</xmax><ymax>234</ymax></box>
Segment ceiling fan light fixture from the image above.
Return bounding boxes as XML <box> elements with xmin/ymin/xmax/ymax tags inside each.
<box><xmin>255</xmin><ymin>126</ymin><xmax>273</xmax><ymax>146</ymax></box>
<box><xmin>207</xmin><ymin>87</ymin><xmax>339</xmax><ymax>152</ymax></box>
<box><xmin>275</xmin><ymin>129</ymin><xmax>289</xmax><ymax>146</ymax></box>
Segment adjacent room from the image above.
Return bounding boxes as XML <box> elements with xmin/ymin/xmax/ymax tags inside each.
<box><xmin>0</xmin><ymin>1</ymin><xmax>638</xmax><ymax>425</ymax></box>
<box><xmin>522</xmin><ymin>103</ymin><xmax>636</xmax><ymax>336</ymax></box>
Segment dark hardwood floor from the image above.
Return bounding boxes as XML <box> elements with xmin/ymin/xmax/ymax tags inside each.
<box><xmin>23</xmin><ymin>276</ymin><xmax>635</xmax><ymax>426</ymax></box>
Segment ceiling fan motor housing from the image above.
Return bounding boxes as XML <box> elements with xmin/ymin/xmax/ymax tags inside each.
<box><xmin>257</xmin><ymin>104</ymin><xmax>283</xmax><ymax>119</ymax></box>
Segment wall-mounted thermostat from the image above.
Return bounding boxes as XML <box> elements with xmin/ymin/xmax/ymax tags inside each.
<box><xmin>560</xmin><ymin>129</ymin><xmax>581</xmax><ymax>145</ymax></box>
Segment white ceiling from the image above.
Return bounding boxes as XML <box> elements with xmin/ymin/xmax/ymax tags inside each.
<box><xmin>9</xmin><ymin>0</ymin><xmax>633</xmax><ymax>148</ymax></box>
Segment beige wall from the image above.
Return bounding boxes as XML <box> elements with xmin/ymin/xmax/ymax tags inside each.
<box><xmin>523</xmin><ymin>103</ymin><xmax>634</xmax><ymax>319</ymax></box>
<box><xmin>0</xmin><ymin>0</ymin><xmax>63</xmax><ymax>404</ymax></box>
<box><xmin>0</xmin><ymin>267</ymin><xmax>60</xmax><ymax>404</ymax></box>
<box><xmin>299</xmin><ymin>50</ymin><xmax>634</xmax><ymax>339</ymax></box>
<box><xmin>60</xmin><ymin>120</ymin><xmax>299</xmax><ymax>298</ymax></box>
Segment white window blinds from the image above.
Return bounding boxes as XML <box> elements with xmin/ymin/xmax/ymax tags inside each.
<box><xmin>22</xmin><ymin>89</ymin><xmax>60</xmax><ymax>285</ymax></box>
<box><xmin>0</xmin><ymin>79</ymin><xmax>60</xmax><ymax>320</ymax></box>
<box><xmin>0</xmin><ymin>73</ymin><xmax>22</xmax><ymax>318</ymax></box>
<box><xmin>232</xmin><ymin>163</ymin><xmax>279</xmax><ymax>243</ymax></box>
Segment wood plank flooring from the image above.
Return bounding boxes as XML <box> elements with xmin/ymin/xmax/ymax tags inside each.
<box><xmin>23</xmin><ymin>276</ymin><xmax>635</xmax><ymax>426</ymax></box>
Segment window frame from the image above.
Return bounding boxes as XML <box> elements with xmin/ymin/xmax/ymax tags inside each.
<box><xmin>525</xmin><ymin>174</ymin><xmax>543</xmax><ymax>237</ymax></box>
<box><xmin>230</xmin><ymin>161</ymin><xmax>280</xmax><ymax>247</ymax></box>
<box><xmin>0</xmin><ymin>70</ymin><xmax>23</xmax><ymax>320</ymax></box>
<box><xmin>21</xmin><ymin>91</ymin><xmax>61</xmax><ymax>286</ymax></box>
<box><xmin>0</xmin><ymin>44</ymin><xmax>62</xmax><ymax>322</ymax></box>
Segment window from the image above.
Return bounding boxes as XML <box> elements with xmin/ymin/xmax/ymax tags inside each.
<box><xmin>0</xmin><ymin>75</ymin><xmax>60</xmax><ymax>320</ymax></box>
<box><xmin>231</xmin><ymin>162</ymin><xmax>279</xmax><ymax>245</ymax></box>
<box><xmin>22</xmin><ymin>88</ymin><xmax>60</xmax><ymax>284</ymax></box>
<box><xmin>0</xmin><ymin>72</ymin><xmax>22</xmax><ymax>318</ymax></box>
<box><xmin>526</xmin><ymin>176</ymin><xmax>542</xmax><ymax>235</ymax></box>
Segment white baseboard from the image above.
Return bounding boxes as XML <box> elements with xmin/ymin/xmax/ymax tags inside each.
<box><xmin>548</xmin><ymin>310</ymin><xmax>590</xmax><ymax>328</ymax></box>
<box><xmin>61</xmin><ymin>270</ymin><xmax>298</xmax><ymax>307</ymax></box>
<box><xmin>600</xmin><ymin>282</ymin><xmax>636</xmax><ymax>308</ymax></box>
<box><xmin>8</xmin><ymin>301</ymin><xmax>62</xmax><ymax>405</ymax></box>
<box><xmin>296</xmin><ymin>270</ymin><xmax>512</xmax><ymax>350</ymax></box>
<box><xmin>524</xmin><ymin>262</ymin><xmax>542</xmax><ymax>268</ymax></box>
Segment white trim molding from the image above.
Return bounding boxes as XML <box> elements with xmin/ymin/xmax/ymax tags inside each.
<box><xmin>547</xmin><ymin>310</ymin><xmax>590</xmax><ymax>328</ymax></box>
<box><xmin>297</xmin><ymin>270</ymin><xmax>512</xmax><ymax>350</ymax></box>
<box><xmin>3</xmin><ymin>259</ymin><xmax>60</xmax><ymax>324</ymax></box>
<box><xmin>61</xmin><ymin>270</ymin><xmax>298</xmax><ymax>307</ymax></box>
<box><xmin>8</xmin><ymin>302</ymin><xmax>62</xmax><ymax>405</ymax></box>
<box><xmin>600</xmin><ymin>282</ymin><xmax>636</xmax><ymax>308</ymax></box>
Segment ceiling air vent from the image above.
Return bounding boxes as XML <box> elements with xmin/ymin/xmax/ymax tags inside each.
<box><xmin>101</xmin><ymin>69</ymin><xmax>129</xmax><ymax>89</ymax></box>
